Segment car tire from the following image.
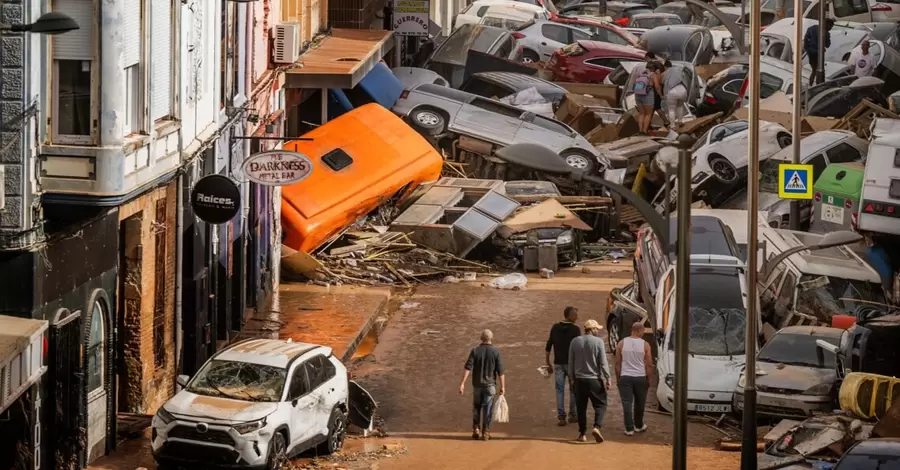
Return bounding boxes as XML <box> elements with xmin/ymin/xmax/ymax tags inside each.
<box><xmin>318</xmin><ymin>408</ymin><xmax>348</xmax><ymax>455</ymax></box>
<box><xmin>561</xmin><ymin>149</ymin><xmax>598</xmax><ymax>173</ymax></box>
<box><xmin>607</xmin><ymin>315</ymin><xmax>619</xmax><ymax>354</ymax></box>
<box><xmin>708</xmin><ymin>153</ymin><xmax>738</xmax><ymax>183</ymax></box>
<box><xmin>776</xmin><ymin>132</ymin><xmax>792</xmax><ymax>148</ymax></box>
<box><xmin>522</xmin><ymin>50</ymin><xmax>540</xmax><ymax>64</ymax></box>
<box><xmin>266</xmin><ymin>431</ymin><xmax>288</xmax><ymax>470</ymax></box>
<box><xmin>409</xmin><ymin>108</ymin><xmax>446</xmax><ymax>136</ymax></box>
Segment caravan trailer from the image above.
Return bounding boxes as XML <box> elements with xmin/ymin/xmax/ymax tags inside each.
<box><xmin>859</xmin><ymin>118</ymin><xmax>900</xmax><ymax>235</ymax></box>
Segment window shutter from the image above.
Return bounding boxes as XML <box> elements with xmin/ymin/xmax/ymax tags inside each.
<box><xmin>52</xmin><ymin>0</ymin><xmax>94</xmax><ymax>60</ymax></box>
<box><xmin>123</xmin><ymin>0</ymin><xmax>141</xmax><ymax>66</ymax></box>
<box><xmin>150</xmin><ymin>0</ymin><xmax>172</xmax><ymax>120</ymax></box>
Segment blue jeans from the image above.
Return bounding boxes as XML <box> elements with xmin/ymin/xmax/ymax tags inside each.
<box><xmin>555</xmin><ymin>365</ymin><xmax>576</xmax><ymax>418</ymax></box>
<box><xmin>473</xmin><ymin>385</ymin><xmax>496</xmax><ymax>431</ymax></box>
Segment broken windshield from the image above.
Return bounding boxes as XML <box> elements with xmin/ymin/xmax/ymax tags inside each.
<box><xmin>796</xmin><ymin>275</ymin><xmax>888</xmax><ymax>317</ymax></box>
<box><xmin>757</xmin><ymin>332</ymin><xmax>838</xmax><ymax>368</ymax></box>
<box><xmin>668</xmin><ymin>307</ymin><xmax>747</xmax><ymax>356</ymax></box>
<box><xmin>187</xmin><ymin>359</ymin><xmax>286</xmax><ymax>402</ymax></box>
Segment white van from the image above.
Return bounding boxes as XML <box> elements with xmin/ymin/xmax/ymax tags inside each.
<box><xmin>858</xmin><ymin>118</ymin><xmax>900</xmax><ymax>236</ymax></box>
<box><xmin>804</xmin><ymin>0</ymin><xmax>873</xmax><ymax>24</ymax></box>
<box><xmin>758</xmin><ymin>226</ymin><xmax>887</xmax><ymax>328</ymax></box>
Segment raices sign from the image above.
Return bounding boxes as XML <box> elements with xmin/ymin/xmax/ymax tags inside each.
<box><xmin>241</xmin><ymin>150</ymin><xmax>313</xmax><ymax>186</ymax></box>
<box><xmin>190</xmin><ymin>174</ymin><xmax>241</xmax><ymax>224</ymax></box>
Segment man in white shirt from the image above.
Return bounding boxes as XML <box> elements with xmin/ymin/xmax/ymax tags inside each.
<box><xmin>848</xmin><ymin>41</ymin><xmax>876</xmax><ymax>78</ymax></box>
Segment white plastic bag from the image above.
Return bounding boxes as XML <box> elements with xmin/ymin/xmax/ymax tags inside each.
<box><xmin>492</xmin><ymin>395</ymin><xmax>509</xmax><ymax>423</ymax></box>
<box><xmin>488</xmin><ymin>273</ymin><xmax>527</xmax><ymax>290</ymax></box>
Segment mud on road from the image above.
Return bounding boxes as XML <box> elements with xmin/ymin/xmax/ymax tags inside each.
<box><xmin>352</xmin><ymin>265</ymin><xmax>741</xmax><ymax>470</ymax></box>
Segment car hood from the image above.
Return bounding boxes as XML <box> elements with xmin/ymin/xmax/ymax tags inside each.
<box><xmin>725</xmin><ymin>191</ymin><xmax>782</xmax><ymax>212</ymax></box>
<box><xmin>164</xmin><ymin>391</ymin><xmax>278</xmax><ymax>423</ymax></box>
<box><xmin>754</xmin><ymin>361</ymin><xmax>836</xmax><ymax>392</ymax></box>
<box><xmin>666</xmin><ymin>352</ymin><xmax>745</xmax><ymax>392</ymax></box>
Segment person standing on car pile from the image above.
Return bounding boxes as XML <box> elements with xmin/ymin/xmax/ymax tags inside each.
<box><xmin>634</xmin><ymin>63</ymin><xmax>663</xmax><ymax>134</ymax></box>
<box><xmin>545</xmin><ymin>306</ymin><xmax>582</xmax><ymax>426</ymax></box>
<box><xmin>615</xmin><ymin>321</ymin><xmax>653</xmax><ymax>436</ymax></box>
<box><xmin>568</xmin><ymin>319</ymin><xmax>611</xmax><ymax>443</ymax></box>
<box><xmin>459</xmin><ymin>329</ymin><xmax>506</xmax><ymax>441</ymax></box>
<box><xmin>644</xmin><ymin>52</ymin><xmax>670</xmax><ymax>127</ymax></box>
<box><xmin>804</xmin><ymin>18</ymin><xmax>834</xmax><ymax>86</ymax></box>
<box><xmin>848</xmin><ymin>40</ymin><xmax>876</xmax><ymax>78</ymax></box>
<box><xmin>662</xmin><ymin>60</ymin><xmax>688</xmax><ymax>130</ymax></box>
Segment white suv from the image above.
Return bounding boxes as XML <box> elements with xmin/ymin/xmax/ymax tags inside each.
<box><xmin>151</xmin><ymin>339</ymin><xmax>376</xmax><ymax>470</ymax></box>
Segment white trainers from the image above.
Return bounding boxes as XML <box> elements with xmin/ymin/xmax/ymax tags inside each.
<box><xmin>624</xmin><ymin>430</ymin><xmax>634</xmax><ymax>436</ymax></box>
<box><xmin>635</xmin><ymin>425</ymin><xmax>648</xmax><ymax>433</ymax></box>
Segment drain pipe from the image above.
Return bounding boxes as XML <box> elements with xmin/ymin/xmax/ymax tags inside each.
<box><xmin>174</xmin><ymin>2</ymin><xmax>186</xmax><ymax>376</ymax></box>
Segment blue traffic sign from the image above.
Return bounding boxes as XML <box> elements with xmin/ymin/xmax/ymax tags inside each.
<box><xmin>778</xmin><ymin>163</ymin><xmax>814</xmax><ymax>200</ymax></box>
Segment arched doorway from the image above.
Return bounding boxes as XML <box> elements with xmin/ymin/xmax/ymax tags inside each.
<box><xmin>85</xmin><ymin>296</ymin><xmax>109</xmax><ymax>463</ymax></box>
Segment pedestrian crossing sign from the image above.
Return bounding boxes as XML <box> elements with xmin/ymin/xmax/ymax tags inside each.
<box><xmin>778</xmin><ymin>163</ymin><xmax>814</xmax><ymax>200</ymax></box>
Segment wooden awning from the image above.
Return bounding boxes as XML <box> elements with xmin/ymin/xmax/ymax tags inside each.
<box><xmin>284</xmin><ymin>29</ymin><xmax>394</xmax><ymax>89</ymax></box>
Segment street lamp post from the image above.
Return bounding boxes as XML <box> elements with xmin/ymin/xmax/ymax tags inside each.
<box><xmin>742</xmin><ymin>0</ymin><xmax>763</xmax><ymax>465</ymax></box>
<box><xmin>0</xmin><ymin>12</ymin><xmax>79</xmax><ymax>35</ymax></box>
<box><xmin>672</xmin><ymin>133</ymin><xmax>694</xmax><ymax>470</ymax></box>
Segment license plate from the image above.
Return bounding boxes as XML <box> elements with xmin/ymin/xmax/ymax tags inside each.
<box><xmin>694</xmin><ymin>404</ymin><xmax>731</xmax><ymax>413</ymax></box>
<box><xmin>820</xmin><ymin>204</ymin><xmax>845</xmax><ymax>224</ymax></box>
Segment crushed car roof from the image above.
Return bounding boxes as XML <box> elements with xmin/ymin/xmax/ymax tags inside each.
<box><xmin>218</xmin><ymin>339</ymin><xmax>322</xmax><ymax>368</ymax></box>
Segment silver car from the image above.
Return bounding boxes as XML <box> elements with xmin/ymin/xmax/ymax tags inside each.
<box><xmin>515</xmin><ymin>19</ymin><xmax>597</xmax><ymax>63</ymax></box>
<box><xmin>392</xmin><ymin>84</ymin><xmax>609</xmax><ymax>173</ymax></box>
<box><xmin>734</xmin><ymin>326</ymin><xmax>842</xmax><ymax>419</ymax></box>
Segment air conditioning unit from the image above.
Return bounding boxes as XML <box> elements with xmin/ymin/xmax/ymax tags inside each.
<box><xmin>273</xmin><ymin>23</ymin><xmax>301</xmax><ymax>64</ymax></box>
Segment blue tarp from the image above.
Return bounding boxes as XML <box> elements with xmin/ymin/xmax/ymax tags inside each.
<box><xmin>327</xmin><ymin>62</ymin><xmax>404</xmax><ymax>119</ymax></box>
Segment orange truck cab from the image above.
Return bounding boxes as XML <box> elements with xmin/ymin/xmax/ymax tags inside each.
<box><xmin>281</xmin><ymin>103</ymin><xmax>444</xmax><ymax>253</ymax></box>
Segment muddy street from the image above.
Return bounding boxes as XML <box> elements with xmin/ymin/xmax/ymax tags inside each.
<box><xmin>353</xmin><ymin>264</ymin><xmax>740</xmax><ymax>470</ymax></box>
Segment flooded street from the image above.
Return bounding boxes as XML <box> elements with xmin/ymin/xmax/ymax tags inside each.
<box><xmin>351</xmin><ymin>263</ymin><xmax>741</xmax><ymax>470</ymax></box>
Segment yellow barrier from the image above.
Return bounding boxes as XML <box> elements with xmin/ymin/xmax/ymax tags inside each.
<box><xmin>839</xmin><ymin>372</ymin><xmax>900</xmax><ymax>420</ymax></box>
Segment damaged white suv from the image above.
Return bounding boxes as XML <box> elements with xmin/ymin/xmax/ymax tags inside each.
<box><xmin>151</xmin><ymin>339</ymin><xmax>376</xmax><ymax>470</ymax></box>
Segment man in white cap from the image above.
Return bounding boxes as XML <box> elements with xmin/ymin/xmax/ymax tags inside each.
<box><xmin>568</xmin><ymin>319</ymin><xmax>611</xmax><ymax>443</ymax></box>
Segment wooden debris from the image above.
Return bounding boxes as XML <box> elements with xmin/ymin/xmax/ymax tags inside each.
<box><xmin>832</xmin><ymin>99</ymin><xmax>900</xmax><ymax>140</ymax></box>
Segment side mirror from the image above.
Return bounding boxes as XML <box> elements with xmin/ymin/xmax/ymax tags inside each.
<box><xmin>816</xmin><ymin>339</ymin><xmax>839</xmax><ymax>356</ymax></box>
<box><xmin>176</xmin><ymin>375</ymin><xmax>189</xmax><ymax>388</ymax></box>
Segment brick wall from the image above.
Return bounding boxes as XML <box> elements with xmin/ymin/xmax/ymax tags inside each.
<box><xmin>117</xmin><ymin>181</ymin><xmax>178</xmax><ymax>414</ymax></box>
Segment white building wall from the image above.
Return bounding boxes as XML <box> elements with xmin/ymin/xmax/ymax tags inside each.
<box><xmin>180</xmin><ymin>0</ymin><xmax>220</xmax><ymax>157</ymax></box>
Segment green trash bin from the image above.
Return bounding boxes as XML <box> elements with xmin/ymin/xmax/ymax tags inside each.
<box><xmin>811</xmin><ymin>162</ymin><xmax>865</xmax><ymax>234</ymax></box>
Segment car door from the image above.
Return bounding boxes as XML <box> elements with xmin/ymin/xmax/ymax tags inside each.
<box><xmin>459</xmin><ymin>96</ymin><xmax>524</xmax><ymax>143</ymax></box>
<box><xmin>286</xmin><ymin>361</ymin><xmax>317</xmax><ymax>447</ymax></box>
<box><xmin>539</xmin><ymin>23</ymin><xmax>571</xmax><ymax>59</ymax></box>
<box><xmin>303</xmin><ymin>355</ymin><xmax>338</xmax><ymax>436</ymax></box>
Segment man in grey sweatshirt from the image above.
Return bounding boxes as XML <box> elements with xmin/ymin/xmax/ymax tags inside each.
<box><xmin>568</xmin><ymin>319</ymin><xmax>611</xmax><ymax>443</ymax></box>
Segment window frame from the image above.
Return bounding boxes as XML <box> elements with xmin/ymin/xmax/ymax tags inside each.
<box><xmin>52</xmin><ymin>59</ymin><xmax>97</xmax><ymax>145</ymax></box>
<box><xmin>541</xmin><ymin>23</ymin><xmax>569</xmax><ymax>43</ymax></box>
<box><xmin>87</xmin><ymin>300</ymin><xmax>107</xmax><ymax>395</ymax></box>
<box><xmin>808</xmin><ymin>153</ymin><xmax>829</xmax><ymax>178</ymax></box>
<box><xmin>287</xmin><ymin>363</ymin><xmax>311</xmax><ymax>401</ymax></box>
<box><xmin>124</xmin><ymin>65</ymin><xmax>145</xmax><ymax>136</ymax></box>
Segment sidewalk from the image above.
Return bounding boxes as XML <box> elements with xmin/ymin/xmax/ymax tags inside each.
<box><xmin>243</xmin><ymin>283</ymin><xmax>392</xmax><ymax>362</ymax></box>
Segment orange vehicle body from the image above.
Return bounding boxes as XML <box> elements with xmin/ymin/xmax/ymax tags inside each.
<box><xmin>281</xmin><ymin>103</ymin><xmax>444</xmax><ymax>253</ymax></box>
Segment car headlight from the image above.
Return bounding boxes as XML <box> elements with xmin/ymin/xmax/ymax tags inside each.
<box><xmin>233</xmin><ymin>417</ymin><xmax>267</xmax><ymax>434</ymax></box>
<box><xmin>156</xmin><ymin>407</ymin><xmax>176</xmax><ymax>425</ymax></box>
<box><xmin>803</xmin><ymin>383</ymin><xmax>832</xmax><ymax>396</ymax></box>
<box><xmin>557</xmin><ymin>231</ymin><xmax>573</xmax><ymax>245</ymax></box>
<box><xmin>737</xmin><ymin>374</ymin><xmax>745</xmax><ymax>389</ymax></box>
<box><xmin>691</xmin><ymin>171</ymin><xmax>708</xmax><ymax>184</ymax></box>
<box><xmin>665</xmin><ymin>374</ymin><xmax>675</xmax><ymax>389</ymax></box>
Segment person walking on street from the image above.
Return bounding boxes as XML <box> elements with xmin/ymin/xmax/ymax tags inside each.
<box><xmin>662</xmin><ymin>60</ymin><xmax>687</xmax><ymax>130</ymax></box>
<box><xmin>615</xmin><ymin>321</ymin><xmax>653</xmax><ymax>436</ymax></box>
<box><xmin>568</xmin><ymin>319</ymin><xmax>611</xmax><ymax>443</ymax></box>
<box><xmin>545</xmin><ymin>307</ymin><xmax>582</xmax><ymax>426</ymax></box>
<box><xmin>849</xmin><ymin>40</ymin><xmax>876</xmax><ymax>78</ymax></box>
<box><xmin>804</xmin><ymin>18</ymin><xmax>834</xmax><ymax>86</ymax></box>
<box><xmin>459</xmin><ymin>329</ymin><xmax>506</xmax><ymax>441</ymax></box>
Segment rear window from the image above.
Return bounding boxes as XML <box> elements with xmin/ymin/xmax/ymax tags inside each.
<box><xmin>832</xmin><ymin>0</ymin><xmax>869</xmax><ymax>17</ymax></box>
<box><xmin>655</xmin><ymin>4</ymin><xmax>692</xmax><ymax>23</ymax></box>
<box><xmin>633</xmin><ymin>16</ymin><xmax>682</xmax><ymax>28</ymax></box>
<box><xmin>691</xmin><ymin>271</ymin><xmax>745</xmax><ymax>309</ymax></box>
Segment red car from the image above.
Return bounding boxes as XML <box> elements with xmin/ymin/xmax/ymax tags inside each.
<box><xmin>547</xmin><ymin>41</ymin><xmax>646</xmax><ymax>83</ymax></box>
<box><xmin>551</xmin><ymin>15</ymin><xmax>643</xmax><ymax>48</ymax></box>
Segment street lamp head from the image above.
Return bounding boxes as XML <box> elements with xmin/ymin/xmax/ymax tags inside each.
<box><xmin>656</xmin><ymin>146</ymin><xmax>679</xmax><ymax>168</ymax></box>
<box><xmin>816</xmin><ymin>230</ymin><xmax>863</xmax><ymax>249</ymax></box>
<box><xmin>29</xmin><ymin>12</ymin><xmax>79</xmax><ymax>35</ymax></box>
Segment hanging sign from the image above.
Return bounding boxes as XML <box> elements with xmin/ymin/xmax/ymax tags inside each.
<box><xmin>191</xmin><ymin>174</ymin><xmax>241</xmax><ymax>224</ymax></box>
<box><xmin>393</xmin><ymin>0</ymin><xmax>430</xmax><ymax>37</ymax></box>
<box><xmin>241</xmin><ymin>150</ymin><xmax>313</xmax><ymax>186</ymax></box>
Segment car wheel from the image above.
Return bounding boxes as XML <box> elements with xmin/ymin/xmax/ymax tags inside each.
<box><xmin>708</xmin><ymin>153</ymin><xmax>738</xmax><ymax>183</ymax></box>
<box><xmin>266</xmin><ymin>432</ymin><xmax>288</xmax><ymax>470</ymax></box>
<box><xmin>522</xmin><ymin>50</ymin><xmax>540</xmax><ymax>64</ymax></box>
<box><xmin>409</xmin><ymin>108</ymin><xmax>446</xmax><ymax>136</ymax></box>
<box><xmin>561</xmin><ymin>150</ymin><xmax>598</xmax><ymax>173</ymax></box>
<box><xmin>777</xmin><ymin>132</ymin><xmax>792</xmax><ymax>148</ymax></box>
<box><xmin>319</xmin><ymin>408</ymin><xmax>348</xmax><ymax>455</ymax></box>
<box><xmin>607</xmin><ymin>315</ymin><xmax>620</xmax><ymax>354</ymax></box>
